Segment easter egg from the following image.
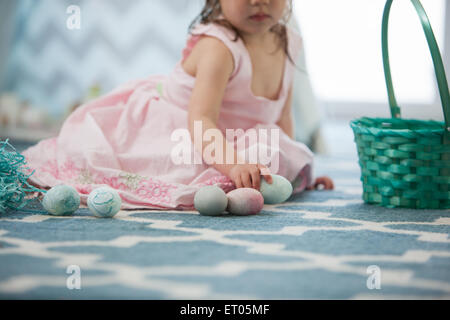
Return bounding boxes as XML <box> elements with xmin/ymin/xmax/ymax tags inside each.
<box><xmin>42</xmin><ymin>185</ymin><xmax>80</xmax><ymax>216</ymax></box>
<box><xmin>260</xmin><ymin>174</ymin><xmax>293</xmax><ymax>204</ymax></box>
<box><xmin>194</xmin><ymin>186</ymin><xmax>228</xmax><ymax>216</ymax></box>
<box><xmin>226</xmin><ymin>188</ymin><xmax>264</xmax><ymax>216</ymax></box>
<box><xmin>87</xmin><ymin>187</ymin><xmax>122</xmax><ymax>218</ymax></box>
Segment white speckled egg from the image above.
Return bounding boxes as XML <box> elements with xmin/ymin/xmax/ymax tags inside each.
<box><xmin>87</xmin><ymin>187</ymin><xmax>122</xmax><ymax>218</ymax></box>
<box><xmin>42</xmin><ymin>185</ymin><xmax>80</xmax><ymax>216</ymax></box>
<box><xmin>260</xmin><ymin>175</ymin><xmax>293</xmax><ymax>204</ymax></box>
<box><xmin>194</xmin><ymin>186</ymin><xmax>228</xmax><ymax>216</ymax></box>
<box><xmin>226</xmin><ymin>188</ymin><xmax>264</xmax><ymax>216</ymax></box>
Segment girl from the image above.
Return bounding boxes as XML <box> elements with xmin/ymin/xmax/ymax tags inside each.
<box><xmin>23</xmin><ymin>0</ymin><xmax>334</xmax><ymax>210</ymax></box>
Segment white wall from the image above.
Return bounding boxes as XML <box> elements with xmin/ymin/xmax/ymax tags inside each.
<box><xmin>294</xmin><ymin>0</ymin><xmax>448</xmax><ymax>122</ymax></box>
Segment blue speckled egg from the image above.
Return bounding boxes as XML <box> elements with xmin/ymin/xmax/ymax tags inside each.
<box><xmin>194</xmin><ymin>186</ymin><xmax>228</xmax><ymax>216</ymax></box>
<box><xmin>87</xmin><ymin>187</ymin><xmax>122</xmax><ymax>218</ymax></box>
<box><xmin>260</xmin><ymin>175</ymin><xmax>293</xmax><ymax>204</ymax></box>
<box><xmin>226</xmin><ymin>188</ymin><xmax>264</xmax><ymax>216</ymax></box>
<box><xmin>42</xmin><ymin>185</ymin><xmax>80</xmax><ymax>216</ymax></box>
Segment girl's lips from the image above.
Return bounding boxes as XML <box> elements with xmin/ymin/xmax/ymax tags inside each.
<box><xmin>250</xmin><ymin>14</ymin><xmax>270</xmax><ymax>22</ymax></box>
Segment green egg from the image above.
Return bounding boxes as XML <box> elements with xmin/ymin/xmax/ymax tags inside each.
<box><xmin>87</xmin><ymin>187</ymin><xmax>122</xmax><ymax>218</ymax></box>
<box><xmin>42</xmin><ymin>185</ymin><xmax>80</xmax><ymax>216</ymax></box>
<box><xmin>260</xmin><ymin>174</ymin><xmax>293</xmax><ymax>204</ymax></box>
<box><xmin>194</xmin><ymin>186</ymin><xmax>228</xmax><ymax>216</ymax></box>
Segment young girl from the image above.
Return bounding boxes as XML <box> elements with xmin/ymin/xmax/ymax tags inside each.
<box><xmin>23</xmin><ymin>0</ymin><xmax>334</xmax><ymax>210</ymax></box>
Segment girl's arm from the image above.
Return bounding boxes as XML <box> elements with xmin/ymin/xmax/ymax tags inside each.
<box><xmin>276</xmin><ymin>86</ymin><xmax>294</xmax><ymax>139</ymax></box>
<box><xmin>187</xmin><ymin>36</ymin><xmax>241</xmax><ymax>177</ymax></box>
<box><xmin>187</xmin><ymin>36</ymin><xmax>273</xmax><ymax>189</ymax></box>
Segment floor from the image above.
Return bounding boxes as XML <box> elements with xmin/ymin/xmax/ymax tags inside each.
<box><xmin>0</xmin><ymin>121</ymin><xmax>449</xmax><ymax>299</ymax></box>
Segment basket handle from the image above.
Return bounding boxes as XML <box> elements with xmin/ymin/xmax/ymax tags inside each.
<box><xmin>382</xmin><ymin>0</ymin><xmax>450</xmax><ymax>133</ymax></box>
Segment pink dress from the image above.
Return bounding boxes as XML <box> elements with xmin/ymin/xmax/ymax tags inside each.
<box><xmin>23</xmin><ymin>22</ymin><xmax>314</xmax><ymax>210</ymax></box>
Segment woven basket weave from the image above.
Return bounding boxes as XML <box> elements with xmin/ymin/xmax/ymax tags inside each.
<box><xmin>350</xmin><ymin>0</ymin><xmax>450</xmax><ymax>209</ymax></box>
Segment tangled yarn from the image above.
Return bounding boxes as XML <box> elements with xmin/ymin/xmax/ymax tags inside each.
<box><xmin>0</xmin><ymin>139</ymin><xmax>46</xmax><ymax>213</ymax></box>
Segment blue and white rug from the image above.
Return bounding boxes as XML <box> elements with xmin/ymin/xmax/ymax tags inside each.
<box><xmin>1</xmin><ymin>127</ymin><xmax>449</xmax><ymax>300</ymax></box>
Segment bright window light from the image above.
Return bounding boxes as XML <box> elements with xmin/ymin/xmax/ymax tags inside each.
<box><xmin>293</xmin><ymin>0</ymin><xmax>446</xmax><ymax>104</ymax></box>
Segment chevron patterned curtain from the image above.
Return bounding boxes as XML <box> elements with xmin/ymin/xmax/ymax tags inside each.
<box><xmin>1</xmin><ymin>0</ymin><xmax>202</xmax><ymax>117</ymax></box>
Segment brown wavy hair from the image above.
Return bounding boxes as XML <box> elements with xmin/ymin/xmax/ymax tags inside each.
<box><xmin>188</xmin><ymin>0</ymin><xmax>295</xmax><ymax>66</ymax></box>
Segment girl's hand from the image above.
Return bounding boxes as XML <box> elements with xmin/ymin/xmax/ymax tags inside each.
<box><xmin>307</xmin><ymin>176</ymin><xmax>334</xmax><ymax>191</ymax></box>
<box><xmin>229</xmin><ymin>164</ymin><xmax>273</xmax><ymax>190</ymax></box>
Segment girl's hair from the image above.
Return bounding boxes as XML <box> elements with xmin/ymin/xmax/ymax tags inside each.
<box><xmin>188</xmin><ymin>0</ymin><xmax>295</xmax><ymax>66</ymax></box>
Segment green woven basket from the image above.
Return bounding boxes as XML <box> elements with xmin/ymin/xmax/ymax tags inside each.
<box><xmin>350</xmin><ymin>0</ymin><xmax>450</xmax><ymax>209</ymax></box>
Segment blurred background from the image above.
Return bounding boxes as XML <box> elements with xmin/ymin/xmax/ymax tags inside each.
<box><xmin>0</xmin><ymin>0</ymin><xmax>448</xmax><ymax>156</ymax></box>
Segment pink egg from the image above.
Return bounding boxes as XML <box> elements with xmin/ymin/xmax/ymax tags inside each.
<box><xmin>226</xmin><ymin>188</ymin><xmax>264</xmax><ymax>216</ymax></box>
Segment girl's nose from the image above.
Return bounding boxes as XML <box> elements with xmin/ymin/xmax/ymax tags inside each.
<box><xmin>250</xmin><ymin>0</ymin><xmax>270</xmax><ymax>5</ymax></box>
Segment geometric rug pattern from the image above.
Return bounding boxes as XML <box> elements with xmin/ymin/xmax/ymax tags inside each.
<box><xmin>1</xmin><ymin>151</ymin><xmax>449</xmax><ymax>299</ymax></box>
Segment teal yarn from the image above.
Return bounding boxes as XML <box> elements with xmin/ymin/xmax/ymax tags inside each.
<box><xmin>0</xmin><ymin>139</ymin><xmax>46</xmax><ymax>214</ymax></box>
<box><xmin>42</xmin><ymin>185</ymin><xmax>81</xmax><ymax>216</ymax></box>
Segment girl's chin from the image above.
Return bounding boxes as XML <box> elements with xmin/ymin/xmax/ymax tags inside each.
<box><xmin>241</xmin><ymin>24</ymin><xmax>275</xmax><ymax>35</ymax></box>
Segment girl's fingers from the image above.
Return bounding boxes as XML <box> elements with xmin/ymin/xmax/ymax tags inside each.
<box><xmin>263</xmin><ymin>174</ymin><xmax>273</xmax><ymax>184</ymax></box>
<box><xmin>258</xmin><ymin>165</ymin><xmax>273</xmax><ymax>184</ymax></box>
<box><xmin>241</xmin><ymin>172</ymin><xmax>252</xmax><ymax>188</ymax></box>
<box><xmin>250</xmin><ymin>168</ymin><xmax>261</xmax><ymax>190</ymax></box>
<box><xmin>234</xmin><ymin>175</ymin><xmax>243</xmax><ymax>189</ymax></box>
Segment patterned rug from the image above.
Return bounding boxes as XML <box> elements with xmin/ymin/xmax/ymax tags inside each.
<box><xmin>1</xmin><ymin>128</ymin><xmax>450</xmax><ymax>300</ymax></box>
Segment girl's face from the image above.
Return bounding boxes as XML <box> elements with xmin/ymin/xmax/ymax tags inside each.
<box><xmin>219</xmin><ymin>0</ymin><xmax>287</xmax><ymax>36</ymax></box>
